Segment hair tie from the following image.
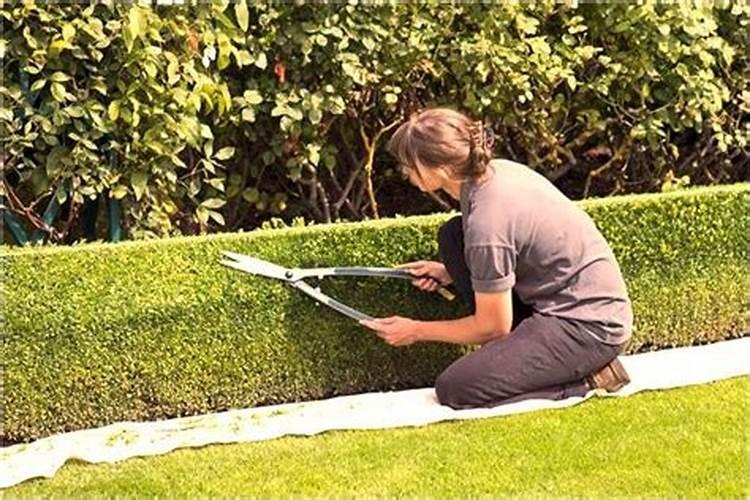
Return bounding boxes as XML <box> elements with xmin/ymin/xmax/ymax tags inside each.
<box><xmin>483</xmin><ymin>126</ymin><xmax>495</xmax><ymax>150</ymax></box>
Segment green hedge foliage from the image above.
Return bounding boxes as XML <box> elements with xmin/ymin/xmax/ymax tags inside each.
<box><xmin>2</xmin><ymin>183</ymin><xmax>748</xmax><ymax>443</ymax></box>
<box><xmin>2</xmin><ymin>2</ymin><xmax>749</xmax><ymax>241</ymax></box>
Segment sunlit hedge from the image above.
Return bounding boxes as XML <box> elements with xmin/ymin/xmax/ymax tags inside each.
<box><xmin>2</xmin><ymin>183</ymin><xmax>747</xmax><ymax>443</ymax></box>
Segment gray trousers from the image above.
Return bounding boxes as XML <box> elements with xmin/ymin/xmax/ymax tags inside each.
<box><xmin>435</xmin><ymin>216</ymin><xmax>625</xmax><ymax>409</ymax></box>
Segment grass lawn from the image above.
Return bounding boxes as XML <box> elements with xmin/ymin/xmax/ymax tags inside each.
<box><xmin>6</xmin><ymin>376</ymin><xmax>748</xmax><ymax>497</ymax></box>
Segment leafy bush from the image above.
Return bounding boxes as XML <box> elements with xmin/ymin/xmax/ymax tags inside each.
<box><xmin>2</xmin><ymin>183</ymin><xmax>747</xmax><ymax>443</ymax></box>
<box><xmin>3</xmin><ymin>2</ymin><xmax>748</xmax><ymax>242</ymax></box>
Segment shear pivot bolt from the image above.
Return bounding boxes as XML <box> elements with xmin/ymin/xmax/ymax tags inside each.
<box><xmin>285</xmin><ymin>271</ymin><xmax>293</xmax><ymax>279</ymax></box>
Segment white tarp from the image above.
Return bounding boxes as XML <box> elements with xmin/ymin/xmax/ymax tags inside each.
<box><xmin>2</xmin><ymin>337</ymin><xmax>748</xmax><ymax>489</ymax></box>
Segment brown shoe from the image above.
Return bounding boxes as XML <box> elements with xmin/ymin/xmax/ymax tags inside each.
<box><xmin>585</xmin><ymin>358</ymin><xmax>630</xmax><ymax>392</ymax></box>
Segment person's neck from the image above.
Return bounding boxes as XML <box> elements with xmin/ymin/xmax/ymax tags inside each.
<box><xmin>442</xmin><ymin>178</ymin><xmax>463</xmax><ymax>201</ymax></box>
<box><xmin>445</xmin><ymin>167</ymin><xmax>494</xmax><ymax>200</ymax></box>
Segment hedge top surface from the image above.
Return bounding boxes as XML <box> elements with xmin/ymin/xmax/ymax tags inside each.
<box><xmin>1</xmin><ymin>183</ymin><xmax>746</xmax><ymax>257</ymax></box>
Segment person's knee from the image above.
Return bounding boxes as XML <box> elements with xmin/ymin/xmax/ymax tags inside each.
<box><xmin>435</xmin><ymin>370</ymin><xmax>461</xmax><ymax>409</ymax></box>
<box><xmin>435</xmin><ymin>366</ymin><xmax>475</xmax><ymax>410</ymax></box>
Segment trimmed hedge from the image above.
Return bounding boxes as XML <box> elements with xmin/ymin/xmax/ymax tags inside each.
<box><xmin>2</xmin><ymin>183</ymin><xmax>748</xmax><ymax>443</ymax></box>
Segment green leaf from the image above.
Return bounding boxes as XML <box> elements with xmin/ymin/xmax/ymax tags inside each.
<box><xmin>307</xmin><ymin>144</ymin><xmax>320</xmax><ymax>166</ymax></box>
<box><xmin>62</xmin><ymin>24</ymin><xmax>76</xmax><ymax>41</ymax></box>
<box><xmin>242</xmin><ymin>108</ymin><xmax>256</xmax><ymax>122</ymax></box>
<box><xmin>235</xmin><ymin>0</ymin><xmax>249</xmax><ymax>32</ymax></box>
<box><xmin>217</xmin><ymin>33</ymin><xmax>231</xmax><ymax>70</ymax></box>
<box><xmin>208</xmin><ymin>210</ymin><xmax>225</xmax><ymax>225</ymax></box>
<box><xmin>342</xmin><ymin>62</ymin><xmax>358</xmax><ymax>80</ymax></box>
<box><xmin>216</xmin><ymin>52</ymin><xmax>229</xmax><ymax>70</ymax></box>
<box><xmin>235</xmin><ymin>50</ymin><xmax>253</xmax><ymax>67</ymax></box>
<box><xmin>200</xmin><ymin>124</ymin><xmax>214</xmax><ymax>139</ymax></box>
<box><xmin>254</xmin><ymin>52</ymin><xmax>268</xmax><ymax>69</ymax></box>
<box><xmin>89</xmin><ymin>109</ymin><xmax>106</xmax><ymax>131</ymax></box>
<box><xmin>362</xmin><ymin>38</ymin><xmax>375</xmax><ymax>51</ymax></box>
<box><xmin>30</xmin><ymin>167</ymin><xmax>49</xmax><ymax>196</ymax></box>
<box><xmin>195</xmin><ymin>206</ymin><xmax>209</xmax><ymax>225</ymax></box>
<box><xmin>515</xmin><ymin>15</ymin><xmax>540</xmax><ymax>35</ymax></box>
<box><xmin>309</xmin><ymin>108</ymin><xmax>322</xmax><ymax>124</ymax></box>
<box><xmin>111</xmin><ymin>185</ymin><xmax>128</xmax><ymax>199</ymax></box>
<box><xmin>566</xmin><ymin>75</ymin><xmax>577</xmax><ymax>91</ymax></box>
<box><xmin>202</xmin><ymin>198</ymin><xmax>226</xmax><ymax>209</ymax></box>
<box><xmin>208</xmin><ymin>177</ymin><xmax>225</xmax><ymax>191</ymax></box>
<box><xmin>214</xmin><ymin>147</ymin><xmax>235</xmax><ymax>160</ymax></box>
<box><xmin>23</xmin><ymin>26</ymin><xmax>38</xmax><ymax>49</ymax></box>
<box><xmin>108</xmin><ymin>101</ymin><xmax>120</xmax><ymax>121</ymax></box>
<box><xmin>30</xmin><ymin>79</ymin><xmax>47</xmax><ymax>92</ymax></box>
<box><xmin>131</xmin><ymin>171</ymin><xmax>148</xmax><ymax>201</ymax></box>
<box><xmin>288</xmin><ymin>106</ymin><xmax>303</xmax><ymax>121</ymax></box>
<box><xmin>0</xmin><ymin>108</ymin><xmax>13</xmax><ymax>122</ymax></box>
<box><xmin>55</xmin><ymin>184</ymin><xmax>68</xmax><ymax>204</ymax></box>
<box><xmin>170</xmin><ymin>155</ymin><xmax>187</xmax><ymax>168</ymax></box>
<box><xmin>123</xmin><ymin>27</ymin><xmax>134</xmax><ymax>53</ymax></box>
<box><xmin>51</xmin><ymin>83</ymin><xmax>67</xmax><ymax>102</ymax></box>
<box><xmin>329</xmin><ymin>96</ymin><xmax>345</xmax><ymax>114</ymax></box>
<box><xmin>323</xmin><ymin>151</ymin><xmax>336</xmax><ymax>170</ymax></box>
<box><xmin>242</xmin><ymin>187</ymin><xmax>260</xmax><ymax>203</ymax></box>
<box><xmin>65</xmin><ymin>106</ymin><xmax>85</xmax><ymax>118</ymax></box>
<box><xmin>128</xmin><ymin>6</ymin><xmax>146</xmax><ymax>45</ymax></box>
<box><xmin>244</xmin><ymin>90</ymin><xmax>263</xmax><ymax>105</ymax></box>
<box><xmin>46</xmin><ymin>146</ymin><xmax>67</xmax><ymax>177</ymax></box>
<box><xmin>144</xmin><ymin>62</ymin><xmax>157</xmax><ymax>79</ymax></box>
<box><xmin>48</xmin><ymin>38</ymin><xmax>66</xmax><ymax>56</ymax></box>
<box><xmin>24</xmin><ymin>64</ymin><xmax>43</xmax><ymax>75</ymax></box>
<box><xmin>92</xmin><ymin>81</ymin><xmax>107</xmax><ymax>95</ymax></box>
<box><xmin>167</xmin><ymin>57</ymin><xmax>180</xmax><ymax>85</ymax></box>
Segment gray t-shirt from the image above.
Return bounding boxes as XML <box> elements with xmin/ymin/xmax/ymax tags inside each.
<box><xmin>459</xmin><ymin>159</ymin><xmax>633</xmax><ymax>345</ymax></box>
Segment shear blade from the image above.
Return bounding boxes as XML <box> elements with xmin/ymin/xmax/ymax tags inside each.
<box><xmin>220</xmin><ymin>251</ymin><xmax>293</xmax><ymax>281</ymax></box>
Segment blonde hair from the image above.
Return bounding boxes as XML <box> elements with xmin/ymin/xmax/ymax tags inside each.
<box><xmin>388</xmin><ymin>108</ymin><xmax>494</xmax><ymax>180</ymax></box>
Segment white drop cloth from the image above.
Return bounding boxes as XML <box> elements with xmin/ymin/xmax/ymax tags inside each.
<box><xmin>2</xmin><ymin>337</ymin><xmax>748</xmax><ymax>489</ymax></box>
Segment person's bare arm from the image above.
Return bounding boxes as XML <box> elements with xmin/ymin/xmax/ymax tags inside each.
<box><xmin>417</xmin><ymin>290</ymin><xmax>513</xmax><ymax>345</ymax></box>
<box><xmin>361</xmin><ymin>290</ymin><xmax>513</xmax><ymax>347</ymax></box>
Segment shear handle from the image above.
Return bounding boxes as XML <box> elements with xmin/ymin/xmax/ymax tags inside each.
<box><xmin>291</xmin><ymin>267</ymin><xmax>413</xmax><ymax>281</ymax></box>
<box><xmin>290</xmin><ymin>280</ymin><xmax>374</xmax><ymax>322</ymax></box>
<box><xmin>291</xmin><ymin>267</ymin><xmax>455</xmax><ymax>301</ymax></box>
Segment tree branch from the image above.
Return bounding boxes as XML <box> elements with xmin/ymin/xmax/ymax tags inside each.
<box><xmin>359</xmin><ymin>119</ymin><xmax>401</xmax><ymax>219</ymax></box>
<box><xmin>2</xmin><ymin>179</ymin><xmax>62</xmax><ymax>241</ymax></box>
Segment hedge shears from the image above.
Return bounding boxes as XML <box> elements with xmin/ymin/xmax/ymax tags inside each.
<box><xmin>220</xmin><ymin>251</ymin><xmax>455</xmax><ymax>322</ymax></box>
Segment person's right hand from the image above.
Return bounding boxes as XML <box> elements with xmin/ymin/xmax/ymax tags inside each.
<box><xmin>397</xmin><ymin>260</ymin><xmax>454</xmax><ymax>292</ymax></box>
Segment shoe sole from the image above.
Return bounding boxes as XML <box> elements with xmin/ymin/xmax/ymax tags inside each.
<box><xmin>588</xmin><ymin>358</ymin><xmax>630</xmax><ymax>392</ymax></box>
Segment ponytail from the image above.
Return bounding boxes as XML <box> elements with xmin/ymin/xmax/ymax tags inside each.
<box><xmin>388</xmin><ymin>108</ymin><xmax>496</xmax><ymax>181</ymax></box>
<box><xmin>467</xmin><ymin>120</ymin><xmax>495</xmax><ymax>178</ymax></box>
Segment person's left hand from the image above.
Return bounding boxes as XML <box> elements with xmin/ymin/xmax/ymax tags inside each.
<box><xmin>359</xmin><ymin>316</ymin><xmax>422</xmax><ymax>347</ymax></box>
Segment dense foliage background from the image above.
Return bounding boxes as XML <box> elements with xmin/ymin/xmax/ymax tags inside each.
<box><xmin>2</xmin><ymin>1</ymin><xmax>748</xmax><ymax>243</ymax></box>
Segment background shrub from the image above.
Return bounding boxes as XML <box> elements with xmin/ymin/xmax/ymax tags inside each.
<box><xmin>1</xmin><ymin>1</ymin><xmax>748</xmax><ymax>242</ymax></box>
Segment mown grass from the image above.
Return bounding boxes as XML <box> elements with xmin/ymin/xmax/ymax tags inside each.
<box><xmin>7</xmin><ymin>377</ymin><xmax>748</xmax><ymax>497</ymax></box>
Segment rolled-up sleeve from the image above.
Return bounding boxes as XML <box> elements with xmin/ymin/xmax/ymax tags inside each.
<box><xmin>465</xmin><ymin>244</ymin><xmax>516</xmax><ymax>292</ymax></box>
